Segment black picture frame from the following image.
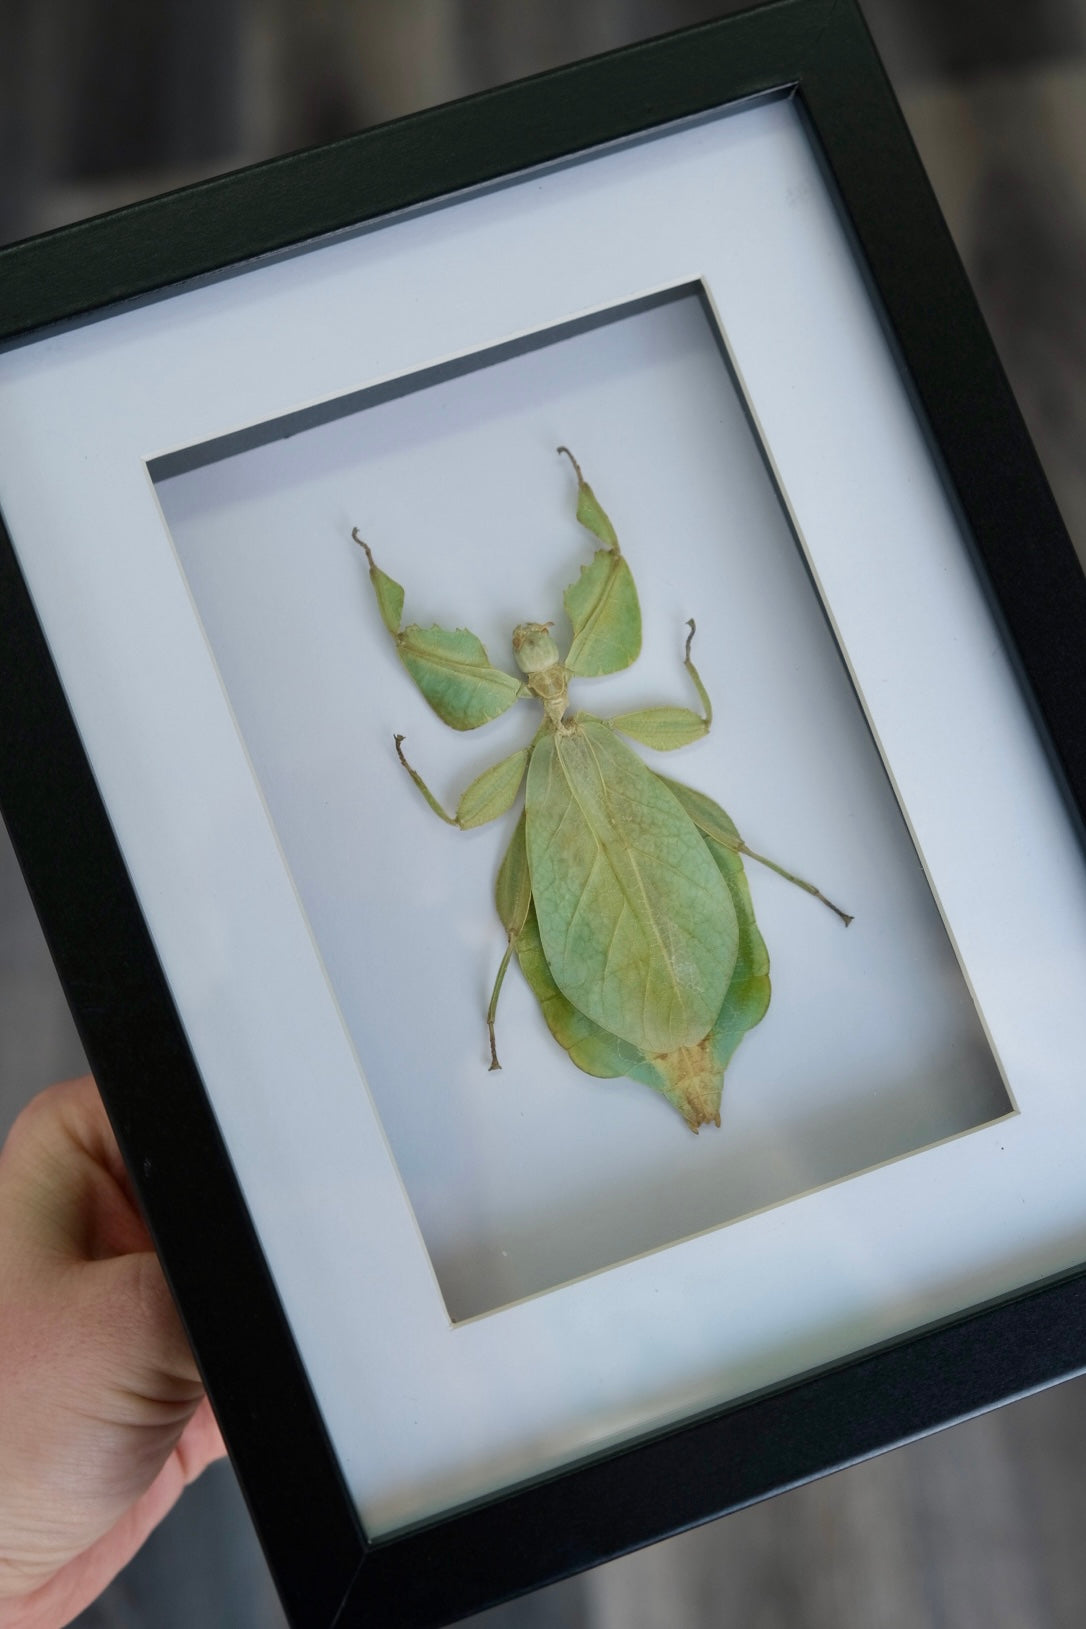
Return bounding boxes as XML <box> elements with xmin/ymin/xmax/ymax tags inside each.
<box><xmin>2</xmin><ymin>3</ymin><xmax>1086</xmax><ymax>1626</ymax></box>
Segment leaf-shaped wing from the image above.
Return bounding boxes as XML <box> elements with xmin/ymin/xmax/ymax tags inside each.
<box><xmin>510</xmin><ymin>803</ymin><xmax>768</xmax><ymax>1120</ymax></box>
<box><xmin>702</xmin><ymin>832</ymin><xmax>771</xmax><ymax>1072</ymax></box>
<box><xmin>655</xmin><ymin>775</ymin><xmax>769</xmax><ymax>1063</ymax></box>
<box><xmin>657</xmin><ymin>775</ymin><xmax>743</xmax><ymax>848</ymax></box>
<box><xmin>645</xmin><ymin>822</ymin><xmax>771</xmax><ymax>1128</ymax></box>
<box><xmin>496</xmin><ymin>812</ymin><xmax>644</xmax><ymax>1078</ymax></box>
<box><xmin>525</xmin><ymin>720</ymin><xmax>737</xmax><ymax>1056</ymax></box>
<box><xmin>495</xmin><ymin>810</ymin><xmax>533</xmax><ymax>934</ymax></box>
<box><xmin>398</xmin><ymin>624</ymin><xmax>522</xmax><ymax>731</ymax></box>
<box><xmin>515</xmin><ymin>900</ymin><xmax>652</xmax><ymax>1079</ymax></box>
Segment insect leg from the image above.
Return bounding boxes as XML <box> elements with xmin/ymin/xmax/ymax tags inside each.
<box><xmin>659</xmin><ymin>774</ymin><xmax>852</xmax><ymax>924</ymax></box>
<box><xmin>394</xmin><ymin>735</ymin><xmax>458</xmax><ymax>824</ymax></box>
<box><xmin>557</xmin><ymin>447</ymin><xmax>642</xmax><ymax>678</ymax></box>
<box><xmin>490</xmin><ymin>810</ymin><xmax>534</xmax><ymax>1070</ymax></box>
<box><xmin>395</xmin><ymin>737</ymin><xmax>528</xmax><ymax>829</ymax></box>
<box><xmin>557</xmin><ymin>445</ymin><xmax>619</xmax><ymax>549</ymax></box>
<box><xmin>737</xmin><ymin>842</ymin><xmax>853</xmax><ymax>926</ymax></box>
<box><xmin>354</xmin><ymin>532</ymin><xmax>524</xmax><ymax>729</ymax></box>
<box><xmin>607</xmin><ymin>622</ymin><xmax>714</xmax><ymax>751</ymax></box>
<box><xmin>683</xmin><ymin>619</ymin><xmax>713</xmax><ymax>729</ymax></box>
<box><xmin>486</xmin><ymin>942</ymin><xmax>518</xmax><ymax>1071</ymax></box>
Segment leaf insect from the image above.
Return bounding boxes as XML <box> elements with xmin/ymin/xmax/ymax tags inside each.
<box><xmin>353</xmin><ymin>449</ymin><xmax>851</xmax><ymax>1132</ymax></box>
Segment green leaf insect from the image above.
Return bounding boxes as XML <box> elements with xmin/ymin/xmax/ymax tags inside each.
<box><xmin>352</xmin><ymin>448</ymin><xmax>851</xmax><ymax>1133</ymax></box>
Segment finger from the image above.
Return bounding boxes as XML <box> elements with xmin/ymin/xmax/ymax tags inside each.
<box><xmin>0</xmin><ymin>1076</ymin><xmax>151</xmax><ymax>1262</ymax></box>
<box><xmin>76</xmin><ymin>1249</ymin><xmax>205</xmax><ymax>1407</ymax></box>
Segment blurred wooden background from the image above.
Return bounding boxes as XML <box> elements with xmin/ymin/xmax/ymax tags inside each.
<box><xmin>2</xmin><ymin>2</ymin><xmax>1085</xmax><ymax>1624</ymax></box>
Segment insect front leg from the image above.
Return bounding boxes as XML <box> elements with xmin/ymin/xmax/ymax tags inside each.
<box><xmin>682</xmin><ymin>618</ymin><xmax>713</xmax><ymax>729</ymax></box>
<box><xmin>609</xmin><ymin>619</ymin><xmax>714</xmax><ymax>751</ymax></box>
<box><xmin>353</xmin><ymin>530</ymin><xmax>527</xmax><ymax>729</ymax></box>
<box><xmin>557</xmin><ymin>448</ymin><xmax>642</xmax><ymax>677</ymax></box>
<box><xmin>394</xmin><ymin>736</ymin><xmax>528</xmax><ymax>829</ymax></box>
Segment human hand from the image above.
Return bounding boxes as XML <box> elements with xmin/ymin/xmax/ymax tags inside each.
<box><xmin>0</xmin><ymin>1075</ymin><xmax>226</xmax><ymax>1629</ymax></box>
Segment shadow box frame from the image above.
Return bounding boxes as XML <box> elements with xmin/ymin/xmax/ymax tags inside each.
<box><xmin>3</xmin><ymin>1</ymin><xmax>1086</xmax><ymax>1625</ymax></box>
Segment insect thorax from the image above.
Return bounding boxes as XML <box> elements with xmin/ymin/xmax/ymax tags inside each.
<box><xmin>512</xmin><ymin>620</ymin><xmax>570</xmax><ymax>729</ymax></box>
<box><xmin>531</xmin><ymin>666</ymin><xmax>572</xmax><ymax>731</ymax></box>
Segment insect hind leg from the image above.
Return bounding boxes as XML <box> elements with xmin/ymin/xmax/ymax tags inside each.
<box><xmin>486</xmin><ymin>941</ymin><xmax>517</xmax><ymax>1071</ymax></box>
<box><xmin>739</xmin><ymin>842</ymin><xmax>853</xmax><ymax>925</ymax></box>
<box><xmin>489</xmin><ymin>811</ymin><xmax>534</xmax><ymax>1070</ymax></box>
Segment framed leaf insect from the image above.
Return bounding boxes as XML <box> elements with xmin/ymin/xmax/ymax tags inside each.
<box><xmin>355</xmin><ymin>446</ymin><xmax>851</xmax><ymax>1133</ymax></box>
<box><xmin>2</xmin><ymin>2</ymin><xmax>1086</xmax><ymax>1627</ymax></box>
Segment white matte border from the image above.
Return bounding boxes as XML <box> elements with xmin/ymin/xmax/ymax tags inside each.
<box><xmin>155</xmin><ymin>285</ymin><xmax>1008</xmax><ymax>1327</ymax></box>
<box><xmin>1</xmin><ymin>94</ymin><xmax>1085</xmax><ymax>1536</ymax></box>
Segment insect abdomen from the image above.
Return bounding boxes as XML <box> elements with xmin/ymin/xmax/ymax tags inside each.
<box><xmin>524</xmin><ymin>719</ymin><xmax>739</xmax><ymax>1056</ymax></box>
